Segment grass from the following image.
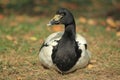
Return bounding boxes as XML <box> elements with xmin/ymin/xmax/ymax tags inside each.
<box><xmin>0</xmin><ymin>15</ymin><xmax>120</xmax><ymax>80</ymax></box>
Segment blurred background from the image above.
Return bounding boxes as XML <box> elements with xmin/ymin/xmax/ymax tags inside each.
<box><xmin>0</xmin><ymin>0</ymin><xmax>120</xmax><ymax>32</ymax></box>
<box><xmin>0</xmin><ymin>0</ymin><xmax>120</xmax><ymax>80</ymax></box>
<box><xmin>0</xmin><ymin>0</ymin><xmax>120</xmax><ymax>17</ymax></box>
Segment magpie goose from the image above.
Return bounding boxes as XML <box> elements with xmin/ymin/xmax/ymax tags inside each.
<box><xmin>39</xmin><ymin>8</ymin><xmax>91</xmax><ymax>73</ymax></box>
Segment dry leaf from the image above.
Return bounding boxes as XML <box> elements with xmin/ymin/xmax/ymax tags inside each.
<box><xmin>106</xmin><ymin>26</ymin><xmax>112</xmax><ymax>31</ymax></box>
<box><xmin>87</xmin><ymin>64</ymin><xmax>95</xmax><ymax>69</ymax></box>
<box><xmin>13</xmin><ymin>40</ymin><xmax>18</xmax><ymax>44</ymax></box>
<box><xmin>23</xmin><ymin>31</ymin><xmax>35</xmax><ymax>41</ymax></box>
<box><xmin>106</xmin><ymin>17</ymin><xmax>116</xmax><ymax>28</ymax></box>
<box><xmin>0</xmin><ymin>14</ymin><xmax>4</xmax><ymax>19</ymax></box>
<box><xmin>6</xmin><ymin>35</ymin><xmax>14</xmax><ymax>41</ymax></box>
<box><xmin>87</xmin><ymin>59</ymin><xmax>97</xmax><ymax>69</ymax></box>
<box><xmin>90</xmin><ymin>59</ymin><xmax>97</xmax><ymax>64</ymax></box>
<box><xmin>6</xmin><ymin>35</ymin><xmax>18</xmax><ymax>44</ymax></box>
<box><xmin>116</xmin><ymin>32</ymin><xmax>120</xmax><ymax>36</ymax></box>
<box><xmin>79</xmin><ymin>17</ymin><xmax>87</xmax><ymax>24</ymax></box>
<box><xmin>30</xmin><ymin>37</ymin><xmax>37</xmax><ymax>41</ymax></box>
<box><xmin>17</xmin><ymin>76</ymin><xmax>23</xmax><ymax>80</ymax></box>
<box><xmin>87</xmin><ymin>19</ymin><xmax>96</xmax><ymax>25</ymax></box>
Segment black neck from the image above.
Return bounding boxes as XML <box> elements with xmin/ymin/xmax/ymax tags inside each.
<box><xmin>62</xmin><ymin>22</ymin><xmax>76</xmax><ymax>40</ymax></box>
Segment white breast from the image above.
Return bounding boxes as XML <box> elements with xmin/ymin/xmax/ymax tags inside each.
<box><xmin>39</xmin><ymin>32</ymin><xmax>91</xmax><ymax>72</ymax></box>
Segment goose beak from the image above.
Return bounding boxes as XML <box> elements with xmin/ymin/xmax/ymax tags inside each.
<box><xmin>47</xmin><ymin>14</ymin><xmax>62</xmax><ymax>26</ymax></box>
<box><xmin>47</xmin><ymin>20</ymin><xmax>55</xmax><ymax>26</ymax></box>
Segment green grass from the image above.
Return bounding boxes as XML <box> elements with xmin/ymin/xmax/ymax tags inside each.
<box><xmin>0</xmin><ymin>15</ymin><xmax>120</xmax><ymax>80</ymax></box>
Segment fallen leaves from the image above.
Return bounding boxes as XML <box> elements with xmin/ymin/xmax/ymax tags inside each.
<box><xmin>17</xmin><ymin>76</ymin><xmax>23</xmax><ymax>80</ymax></box>
<box><xmin>6</xmin><ymin>35</ymin><xmax>18</xmax><ymax>44</ymax></box>
<box><xmin>79</xmin><ymin>16</ymin><xmax>97</xmax><ymax>26</ymax></box>
<box><xmin>79</xmin><ymin>17</ymin><xmax>87</xmax><ymax>24</ymax></box>
<box><xmin>6</xmin><ymin>35</ymin><xmax>14</xmax><ymax>41</ymax></box>
<box><xmin>0</xmin><ymin>14</ymin><xmax>4</xmax><ymax>20</ymax></box>
<box><xmin>106</xmin><ymin>26</ymin><xmax>112</xmax><ymax>31</ymax></box>
<box><xmin>6</xmin><ymin>32</ymin><xmax>38</xmax><ymax>45</ymax></box>
<box><xmin>116</xmin><ymin>32</ymin><xmax>120</xmax><ymax>37</ymax></box>
<box><xmin>23</xmin><ymin>31</ymin><xmax>39</xmax><ymax>42</ymax></box>
<box><xmin>106</xmin><ymin>17</ymin><xmax>120</xmax><ymax>31</ymax></box>
<box><xmin>90</xmin><ymin>59</ymin><xmax>97</xmax><ymax>63</ymax></box>
<box><xmin>106</xmin><ymin>17</ymin><xmax>116</xmax><ymax>28</ymax></box>
<box><xmin>79</xmin><ymin>16</ymin><xmax>120</xmax><ymax>37</ymax></box>
<box><xmin>29</xmin><ymin>37</ymin><xmax>37</xmax><ymax>41</ymax></box>
<box><xmin>87</xmin><ymin>19</ymin><xmax>97</xmax><ymax>25</ymax></box>
<box><xmin>87</xmin><ymin>64</ymin><xmax>95</xmax><ymax>69</ymax></box>
<box><xmin>106</xmin><ymin>18</ymin><xmax>120</xmax><ymax>36</ymax></box>
<box><xmin>87</xmin><ymin>59</ymin><xmax>97</xmax><ymax>69</ymax></box>
<box><xmin>24</xmin><ymin>35</ymin><xmax>38</xmax><ymax>42</ymax></box>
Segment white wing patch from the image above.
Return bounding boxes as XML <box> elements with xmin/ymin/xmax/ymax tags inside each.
<box><xmin>76</xmin><ymin>34</ymin><xmax>87</xmax><ymax>45</ymax></box>
<box><xmin>39</xmin><ymin>32</ymin><xmax>63</xmax><ymax>68</ymax></box>
<box><xmin>44</xmin><ymin>32</ymin><xmax>63</xmax><ymax>45</ymax></box>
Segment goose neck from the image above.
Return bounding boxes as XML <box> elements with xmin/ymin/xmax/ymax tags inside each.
<box><xmin>63</xmin><ymin>23</ymin><xmax>76</xmax><ymax>39</ymax></box>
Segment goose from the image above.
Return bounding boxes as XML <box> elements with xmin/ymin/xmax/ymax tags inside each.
<box><xmin>39</xmin><ymin>8</ymin><xmax>91</xmax><ymax>73</ymax></box>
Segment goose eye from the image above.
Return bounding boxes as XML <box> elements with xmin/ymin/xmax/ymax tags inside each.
<box><xmin>61</xmin><ymin>12</ymin><xmax>66</xmax><ymax>16</ymax></box>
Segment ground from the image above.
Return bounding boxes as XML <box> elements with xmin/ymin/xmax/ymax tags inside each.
<box><xmin>0</xmin><ymin>15</ymin><xmax>120</xmax><ymax>80</ymax></box>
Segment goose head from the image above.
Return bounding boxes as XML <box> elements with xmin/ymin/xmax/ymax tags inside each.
<box><xmin>47</xmin><ymin>8</ymin><xmax>75</xmax><ymax>26</ymax></box>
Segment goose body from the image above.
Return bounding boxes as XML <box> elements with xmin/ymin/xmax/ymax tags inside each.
<box><xmin>39</xmin><ymin>8</ymin><xmax>91</xmax><ymax>73</ymax></box>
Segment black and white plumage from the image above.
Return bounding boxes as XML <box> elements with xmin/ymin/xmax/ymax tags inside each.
<box><xmin>39</xmin><ymin>8</ymin><xmax>91</xmax><ymax>73</ymax></box>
